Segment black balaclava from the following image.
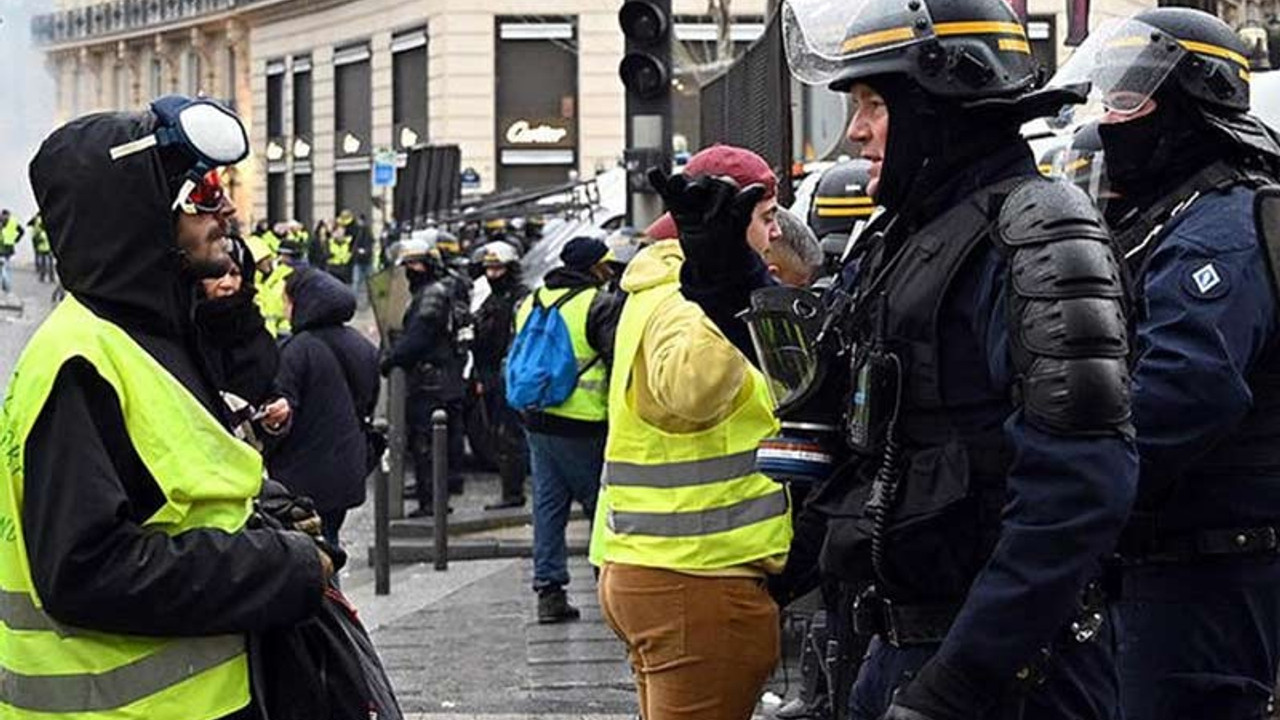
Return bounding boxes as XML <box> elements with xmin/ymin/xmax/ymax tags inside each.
<box><xmin>868</xmin><ymin>75</ymin><xmax>1025</xmax><ymax>223</ymax></box>
<box><xmin>405</xmin><ymin>261</ymin><xmax>438</xmax><ymax>291</ymax></box>
<box><xmin>1097</xmin><ymin>85</ymin><xmax>1222</xmax><ymax>224</ymax></box>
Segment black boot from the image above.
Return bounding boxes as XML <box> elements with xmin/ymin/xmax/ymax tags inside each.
<box><xmin>537</xmin><ymin>587</ymin><xmax>581</xmax><ymax>624</ymax></box>
<box><xmin>484</xmin><ymin>496</ymin><xmax>526</xmax><ymax>511</ymax></box>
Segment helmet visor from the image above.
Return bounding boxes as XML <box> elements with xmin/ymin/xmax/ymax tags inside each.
<box><xmin>783</xmin><ymin>0</ymin><xmax>938</xmax><ymax>86</ymax></box>
<box><xmin>744</xmin><ymin>286</ymin><xmax>827</xmax><ymax>413</ymax></box>
<box><xmin>1049</xmin><ymin>17</ymin><xmax>1186</xmax><ymax>121</ymax></box>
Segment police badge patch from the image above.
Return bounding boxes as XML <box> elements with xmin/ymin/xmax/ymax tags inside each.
<box><xmin>1182</xmin><ymin>261</ymin><xmax>1231</xmax><ymax>300</ymax></box>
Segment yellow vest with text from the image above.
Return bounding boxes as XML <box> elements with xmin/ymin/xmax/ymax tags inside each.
<box><xmin>0</xmin><ymin>295</ymin><xmax>260</xmax><ymax>720</ymax></box>
<box><xmin>327</xmin><ymin>236</ymin><xmax>353</xmax><ymax>267</ymax></box>
<box><xmin>589</xmin><ymin>281</ymin><xmax>792</xmax><ymax>570</ymax></box>
<box><xmin>515</xmin><ymin>286</ymin><xmax>608</xmax><ymax>422</ymax></box>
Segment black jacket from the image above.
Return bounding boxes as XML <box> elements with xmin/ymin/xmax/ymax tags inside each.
<box><xmin>472</xmin><ymin>271</ymin><xmax>525</xmax><ymax>375</ymax></box>
<box><xmin>26</xmin><ymin>111</ymin><xmax>323</xmax><ymax>719</ymax></box>
<box><xmin>385</xmin><ymin>269</ymin><xmax>469</xmax><ymax>402</ymax></box>
<box><xmin>520</xmin><ymin>267</ymin><xmax>624</xmax><ymax>436</ymax></box>
<box><xmin>195</xmin><ymin>236</ymin><xmax>280</xmax><ymax>407</ymax></box>
<box><xmin>268</xmin><ymin>270</ymin><xmax>379</xmax><ymax>513</ymax></box>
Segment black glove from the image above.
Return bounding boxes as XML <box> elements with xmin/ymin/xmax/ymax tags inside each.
<box><xmin>379</xmin><ymin>356</ymin><xmax>394</xmax><ymax>377</ymax></box>
<box><xmin>314</xmin><ymin>535</ymin><xmax>348</xmax><ymax>574</ymax></box>
<box><xmin>647</xmin><ymin>167</ymin><xmax>767</xmax><ymax>281</ymax></box>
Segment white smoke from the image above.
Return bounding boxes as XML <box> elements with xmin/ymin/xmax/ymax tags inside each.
<box><xmin>0</xmin><ymin>1</ymin><xmax>56</xmax><ymax>220</ymax></box>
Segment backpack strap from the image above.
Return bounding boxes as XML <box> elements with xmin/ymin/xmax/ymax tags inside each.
<box><xmin>543</xmin><ymin>285</ymin><xmax>599</xmax><ymax>379</ymax></box>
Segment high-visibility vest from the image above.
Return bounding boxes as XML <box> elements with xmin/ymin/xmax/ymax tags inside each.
<box><xmin>256</xmin><ymin>262</ymin><xmax>294</xmax><ymax>336</ymax></box>
<box><xmin>514</xmin><ymin>285</ymin><xmax>608</xmax><ymax>422</ymax></box>
<box><xmin>0</xmin><ymin>295</ymin><xmax>259</xmax><ymax>720</ymax></box>
<box><xmin>0</xmin><ymin>217</ymin><xmax>21</xmax><ymax>251</ymax></box>
<box><xmin>327</xmin><ymin>236</ymin><xmax>352</xmax><ymax>267</ymax></box>
<box><xmin>589</xmin><ymin>280</ymin><xmax>792</xmax><ymax>571</ymax></box>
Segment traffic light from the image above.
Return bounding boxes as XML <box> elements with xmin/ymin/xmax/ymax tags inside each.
<box><xmin>619</xmin><ymin>0</ymin><xmax>672</xmax><ymax>227</ymax></box>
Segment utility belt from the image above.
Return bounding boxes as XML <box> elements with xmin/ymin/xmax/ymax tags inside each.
<box><xmin>1116</xmin><ymin>523</ymin><xmax>1280</xmax><ymax>564</ymax></box>
<box><xmin>852</xmin><ymin>581</ymin><xmax>1107</xmax><ymax>651</ymax></box>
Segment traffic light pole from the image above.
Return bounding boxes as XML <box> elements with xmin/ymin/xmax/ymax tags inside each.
<box><xmin>619</xmin><ymin>0</ymin><xmax>673</xmax><ymax>230</ymax></box>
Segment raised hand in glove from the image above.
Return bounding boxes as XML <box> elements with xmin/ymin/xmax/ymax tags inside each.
<box><xmin>646</xmin><ymin>167</ymin><xmax>768</xmax><ymax>282</ymax></box>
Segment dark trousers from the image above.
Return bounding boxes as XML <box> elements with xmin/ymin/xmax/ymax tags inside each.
<box><xmin>482</xmin><ymin>373</ymin><xmax>527</xmax><ymax>501</ymax></box>
<box><xmin>849</xmin><ymin>625</ymin><xmax>1120</xmax><ymax>720</ymax></box>
<box><xmin>410</xmin><ymin>395</ymin><xmax>465</xmax><ymax>506</ymax></box>
<box><xmin>1114</xmin><ymin>558</ymin><xmax>1280</xmax><ymax>720</ymax></box>
<box><xmin>526</xmin><ymin>430</ymin><xmax>603</xmax><ymax>590</ymax></box>
<box><xmin>35</xmin><ymin>252</ymin><xmax>52</xmax><ymax>282</ymax></box>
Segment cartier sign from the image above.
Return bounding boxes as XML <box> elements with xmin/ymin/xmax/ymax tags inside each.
<box><xmin>500</xmin><ymin>118</ymin><xmax>576</xmax><ymax>149</ymax></box>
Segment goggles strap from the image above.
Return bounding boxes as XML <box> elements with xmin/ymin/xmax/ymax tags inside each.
<box><xmin>108</xmin><ymin>134</ymin><xmax>159</xmax><ymax>161</ymax></box>
<box><xmin>171</xmin><ymin>177</ymin><xmax>198</xmax><ymax>212</ymax></box>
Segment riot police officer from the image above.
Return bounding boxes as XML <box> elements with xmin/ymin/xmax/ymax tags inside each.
<box><xmin>806</xmin><ymin>159</ymin><xmax>876</xmax><ymax>282</ymax></box>
<box><xmin>1053</xmin><ymin>9</ymin><xmax>1280</xmax><ymax>719</ymax></box>
<box><xmin>380</xmin><ymin>236</ymin><xmax>470</xmax><ymax>515</ymax></box>
<box><xmin>769</xmin><ymin>0</ymin><xmax>1140</xmax><ymax>717</ymax></box>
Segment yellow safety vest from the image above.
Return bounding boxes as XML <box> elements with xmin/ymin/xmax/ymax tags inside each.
<box><xmin>589</xmin><ymin>281</ymin><xmax>792</xmax><ymax>571</ymax></box>
<box><xmin>327</xmin><ymin>236</ymin><xmax>352</xmax><ymax>267</ymax></box>
<box><xmin>256</xmin><ymin>263</ymin><xmax>294</xmax><ymax>337</ymax></box>
<box><xmin>515</xmin><ymin>286</ymin><xmax>608</xmax><ymax>422</ymax></box>
<box><xmin>0</xmin><ymin>218</ymin><xmax>21</xmax><ymax>251</ymax></box>
<box><xmin>0</xmin><ymin>295</ymin><xmax>258</xmax><ymax>720</ymax></box>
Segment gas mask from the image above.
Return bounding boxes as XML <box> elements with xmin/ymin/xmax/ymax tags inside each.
<box><xmin>744</xmin><ymin>285</ymin><xmax>849</xmax><ymax>486</ymax></box>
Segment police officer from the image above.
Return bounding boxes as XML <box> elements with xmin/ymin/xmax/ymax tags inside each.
<box><xmin>381</xmin><ymin>235</ymin><xmax>470</xmax><ymax>515</ymax></box>
<box><xmin>472</xmin><ymin>241</ymin><xmax>529</xmax><ymax>510</ymax></box>
<box><xmin>806</xmin><ymin>159</ymin><xmax>876</xmax><ymax>282</ymax></box>
<box><xmin>773</xmin><ymin>0</ymin><xmax>1139</xmax><ymax>717</ymax></box>
<box><xmin>1056</xmin><ymin>9</ymin><xmax>1280</xmax><ymax>719</ymax></box>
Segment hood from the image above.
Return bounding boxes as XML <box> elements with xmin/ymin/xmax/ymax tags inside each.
<box><xmin>544</xmin><ymin>266</ymin><xmax>601</xmax><ymax>290</ymax></box>
<box><xmin>286</xmin><ymin>268</ymin><xmax>356</xmax><ymax>331</ymax></box>
<box><xmin>30</xmin><ymin>111</ymin><xmax>193</xmax><ymax>337</ymax></box>
<box><xmin>620</xmin><ymin>239</ymin><xmax>683</xmax><ymax>294</ymax></box>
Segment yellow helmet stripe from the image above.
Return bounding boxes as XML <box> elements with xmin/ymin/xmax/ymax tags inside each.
<box><xmin>998</xmin><ymin>38</ymin><xmax>1032</xmax><ymax>54</ymax></box>
<box><xmin>934</xmin><ymin>21</ymin><xmax>1027</xmax><ymax>37</ymax></box>
<box><xmin>841</xmin><ymin>26</ymin><xmax>917</xmax><ymax>53</ymax></box>
<box><xmin>1179</xmin><ymin>39</ymin><xmax>1249</xmax><ymax>68</ymax></box>
<box><xmin>817</xmin><ymin>207</ymin><xmax>877</xmax><ymax>217</ymax></box>
<box><xmin>814</xmin><ymin>196</ymin><xmax>875</xmax><ymax>206</ymax></box>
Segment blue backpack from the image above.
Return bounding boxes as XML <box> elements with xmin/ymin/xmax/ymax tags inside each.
<box><xmin>505</xmin><ymin>287</ymin><xmax>598</xmax><ymax>412</ymax></box>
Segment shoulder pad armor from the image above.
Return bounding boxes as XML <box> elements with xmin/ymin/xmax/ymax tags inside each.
<box><xmin>998</xmin><ymin>179</ymin><xmax>1133</xmax><ymax>437</ymax></box>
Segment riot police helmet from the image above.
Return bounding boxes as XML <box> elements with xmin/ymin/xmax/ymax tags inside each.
<box><xmin>783</xmin><ymin>0</ymin><xmax>1041</xmax><ymax>100</ymax></box>
<box><xmin>1134</xmin><ymin>8</ymin><xmax>1252</xmax><ymax>114</ymax></box>
<box><xmin>808</xmin><ymin>159</ymin><xmax>875</xmax><ymax>241</ymax></box>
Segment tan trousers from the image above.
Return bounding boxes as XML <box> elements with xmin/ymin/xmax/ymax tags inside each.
<box><xmin>599</xmin><ymin>562</ymin><xmax>780</xmax><ymax>720</ymax></box>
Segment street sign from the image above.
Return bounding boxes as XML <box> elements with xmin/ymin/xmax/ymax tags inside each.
<box><xmin>373</xmin><ymin>149</ymin><xmax>398</xmax><ymax>188</ymax></box>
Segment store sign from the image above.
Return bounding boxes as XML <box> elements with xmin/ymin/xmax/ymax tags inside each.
<box><xmin>500</xmin><ymin>118</ymin><xmax>576</xmax><ymax>149</ymax></box>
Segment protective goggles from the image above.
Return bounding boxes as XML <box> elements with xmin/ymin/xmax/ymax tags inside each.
<box><xmin>109</xmin><ymin>95</ymin><xmax>249</xmax><ymax>211</ymax></box>
<box><xmin>176</xmin><ymin>170</ymin><xmax>229</xmax><ymax>215</ymax></box>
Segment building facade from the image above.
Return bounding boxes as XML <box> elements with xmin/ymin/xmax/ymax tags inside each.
<box><xmin>34</xmin><ymin>0</ymin><xmax>1270</xmax><ymax>226</ymax></box>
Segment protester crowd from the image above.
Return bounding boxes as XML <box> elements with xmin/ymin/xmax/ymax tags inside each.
<box><xmin>4</xmin><ymin>4</ymin><xmax>1280</xmax><ymax>719</ymax></box>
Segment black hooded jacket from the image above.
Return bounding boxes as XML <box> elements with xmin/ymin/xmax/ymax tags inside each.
<box><xmin>195</xmin><ymin>234</ymin><xmax>281</xmax><ymax>406</ymax></box>
<box><xmin>24</xmin><ymin>112</ymin><xmax>324</xmax><ymax>711</ymax></box>
<box><xmin>267</xmin><ymin>270</ymin><xmax>379</xmax><ymax>513</ymax></box>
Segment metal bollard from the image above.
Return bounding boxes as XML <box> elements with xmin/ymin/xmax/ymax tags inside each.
<box><xmin>372</xmin><ymin>417</ymin><xmax>391</xmax><ymax>596</ymax></box>
<box><xmin>431</xmin><ymin>408</ymin><xmax>449</xmax><ymax>571</ymax></box>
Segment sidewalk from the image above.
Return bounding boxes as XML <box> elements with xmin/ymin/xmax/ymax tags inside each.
<box><xmin>339</xmin><ymin>472</ymin><xmax>807</xmax><ymax>719</ymax></box>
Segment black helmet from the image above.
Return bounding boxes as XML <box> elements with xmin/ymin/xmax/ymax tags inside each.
<box><xmin>1136</xmin><ymin>8</ymin><xmax>1251</xmax><ymax>113</ymax></box>
<box><xmin>783</xmin><ymin>0</ymin><xmax>1040</xmax><ymax>100</ymax></box>
<box><xmin>808</xmin><ymin>159</ymin><xmax>875</xmax><ymax>240</ymax></box>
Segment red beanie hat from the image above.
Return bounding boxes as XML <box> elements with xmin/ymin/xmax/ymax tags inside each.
<box><xmin>683</xmin><ymin>144</ymin><xmax>778</xmax><ymax>199</ymax></box>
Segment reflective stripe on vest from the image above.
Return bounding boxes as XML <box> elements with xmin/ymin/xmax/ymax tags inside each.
<box><xmin>589</xmin><ymin>276</ymin><xmax>791</xmax><ymax>571</ymax></box>
<box><xmin>515</xmin><ymin>285</ymin><xmax>608</xmax><ymax>421</ymax></box>
<box><xmin>0</xmin><ymin>295</ymin><xmax>256</xmax><ymax>719</ymax></box>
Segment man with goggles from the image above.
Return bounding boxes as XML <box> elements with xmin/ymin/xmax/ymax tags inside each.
<box><xmin>1051</xmin><ymin>9</ymin><xmax>1280</xmax><ymax>720</ymax></box>
<box><xmin>2</xmin><ymin>95</ymin><xmax>335</xmax><ymax>720</ymax></box>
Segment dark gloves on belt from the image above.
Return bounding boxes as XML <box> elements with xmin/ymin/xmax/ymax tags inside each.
<box><xmin>884</xmin><ymin>657</ymin><xmax>986</xmax><ymax>720</ymax></box>
<box><xmin>646</xmin><ymin>167</ymin><xmax>767</xmax><ymax>282</ymax></box>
